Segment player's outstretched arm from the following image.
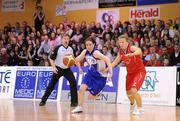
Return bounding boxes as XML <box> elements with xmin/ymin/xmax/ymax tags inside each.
<box><xmin>126</xmin><ymin>46</ymin><xmax>142</xmax><ymax>57</ymax></box>
<box><xmin>75</xmin><ymin>49</ymin><xmax>86</xmax><ymax>74</ymax></box>
<box><xmin>112</xmin><ymin>54</ymin><xmax>121</xmax><ymax>68</ymax></box>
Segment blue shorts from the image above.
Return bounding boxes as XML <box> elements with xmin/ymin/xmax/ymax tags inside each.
<box><xmin>82</xmin><ymin>71</ymin><xmax>107</xmax><ymax>96</ymax></box>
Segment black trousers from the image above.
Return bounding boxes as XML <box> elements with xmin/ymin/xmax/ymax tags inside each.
<box><xmin>41</xmin><ymin>66</ymin><xmax>78</xmax><ymax>105</ymax></box>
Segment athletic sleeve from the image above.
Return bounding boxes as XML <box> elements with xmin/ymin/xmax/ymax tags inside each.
<box><xmin>50</xmin><ymin>45</ymin><xmax>61</xmax><ymax>60</ymax></box>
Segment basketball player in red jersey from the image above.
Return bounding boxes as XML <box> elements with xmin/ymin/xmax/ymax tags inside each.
<box><xmin>112</xmin><ymin>35</ymin><xmax>146</xmax><ymax>115</ymax></box>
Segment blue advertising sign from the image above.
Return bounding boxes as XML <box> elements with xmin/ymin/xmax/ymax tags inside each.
<box><xmin>137</xmin><ymin>0</ymin><xmax>178</xmax><ymax>5</ymax></box>
<box><xmin>36</xmin><ymin>71</ymin><xmax>58</xmax><ymax>100</ymax></box>
<box><xmin>62</xmin><ymin>66</ymin><xmax>120</xmax><ymax>92</ymax></box>
<box><xmin>14</xmin><ymin>70</ymin><xmax>37</xmax><ymax>99</ymax></box>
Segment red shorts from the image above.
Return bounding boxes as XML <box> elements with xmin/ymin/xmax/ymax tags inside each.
<box><xmin>126</xmin><ymin>70</ymin><xmax>146</xmax><ymax>91</ymax></box>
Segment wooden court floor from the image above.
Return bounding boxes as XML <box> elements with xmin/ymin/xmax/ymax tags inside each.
<box><xmin>0</xmin><ymin>100</ymin><xmax>180</xmax><ymax>121</ymax></box>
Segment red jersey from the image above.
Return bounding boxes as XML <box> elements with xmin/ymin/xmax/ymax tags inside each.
<box><xmin>120</xmin><ymin>44</ymin><xmax>145</xmax><ymax>74</ymax></box>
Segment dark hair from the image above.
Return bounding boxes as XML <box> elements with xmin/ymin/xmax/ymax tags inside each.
<box><xmin>63</xmin><ymin>34</ymin><xmax>70</xmax><ymax>38</ymax></box>
<box><xmin>85</xmin><ymin>37</ymin><xmax>96</xmax><ymax>45</ymax></box>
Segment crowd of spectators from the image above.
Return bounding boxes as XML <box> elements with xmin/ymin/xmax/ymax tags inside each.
<box><xmin>0</xmin><ymin>17</ymin><xmax>179</xmax><ymax>67</ymax></box>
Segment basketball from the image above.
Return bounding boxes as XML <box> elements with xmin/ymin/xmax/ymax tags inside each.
<box><xmin>63</xmin><ymin>55</ymin><xmax>75</xmax><ymax>67</ymax></box>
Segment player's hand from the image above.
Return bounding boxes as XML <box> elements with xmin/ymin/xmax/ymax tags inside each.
<box><xmin>79</xmin><ymin>68</ymin><xmax>83</xmax><ymax>74</ymax></box>
<box><xmin>120</xmin><ymin>54</ymin><xmax>127</xmax><ymax>60</ymax></box>
<box><xmin>102</xmin><ymin>67</ymin><xmax>108</xmax><ymax>73</ymax></box>
<box><xmin>125</xmin><ymin>53</ymin><xmax>133</xmax><ymax>58</ymax></box>
<box><xmin>107</xmin><ymin>73</ymin><xmax>112</xmax><ymax>82</ymax></box>
<box><xmin>53</xmin><ymin>66</ymin><xmax>58</xmax><ymax>74</ymax></box>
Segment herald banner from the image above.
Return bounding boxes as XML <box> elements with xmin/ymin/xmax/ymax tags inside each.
<box><xmin>129</xmin><ymin>6</ymin><xmax>160</xmax><ymax>20</ymax></box>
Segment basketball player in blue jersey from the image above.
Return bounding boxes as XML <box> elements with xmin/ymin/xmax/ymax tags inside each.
<box><xmin>71</xmin><ymin>37</ymin><xmax>113</xmax><ymax>113</ymax></box>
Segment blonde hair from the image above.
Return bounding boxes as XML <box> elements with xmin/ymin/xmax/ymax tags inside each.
<box><xmin>118</xmin><ymin>35</ymin><xmax>129</xmax><ymax>42</ymax></box>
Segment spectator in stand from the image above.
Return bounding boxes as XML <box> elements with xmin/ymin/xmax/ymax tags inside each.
<box><xmin>90</xmin><ymin>21</ymin><xmax>96</xmax><ymax>32</ymax></box>
<box><xmin>18</xmin><ymin>44</ymin><xmax>28</xmax><ymax>66</ymax></box>
<box><xmin>102</xmin><ymin>26</ymin><xmax>114</xmax><ymax>41</ymax></box>
<box><xmin>146</xmin><ymin>53</ymin><xmax>161</xmax><ymax>66</ymax></box>
<box><xmin>39</xmin><ymin>52</ymin><xmax>50</xmax><ymax>66</ymax></box>
<box><xmin>166</xmin><ymin>39</ymin><xmax>174</xmax><ymax>54</ymax></box>
<box><xmin>27</xmin><ymin>59</ymin><xmax>34</xmax><ymax>66</ymax></box>
<box><xmin>163</xmin><ymin>58</ymin><xmax>170</xmax><ymax>66</ymax></box>
<box><xmin>62</xmin><ymin>17</ymin><xmax>69</xmax><ymax>31</ymax></box>
<box><xmin>49</xmin><ymin>32</ymin><xmax>56</xmax><ymax>51</ymax></box>
<box><xmin>66</xmin><ymin>24</ymin><xmax>73</xmax><ymax>37</ymax></box>
<box><xmin>169</xmin><ymin>44</ymin><xmax>180</xmax><ymax>66</ymax></box>
<box><xmin>8</xmin><ymin>48</ymin><xmax>18</xmax><ymax>66</ymax></box>
<box><xmin>145</xmin><ymin>46</ymin><xmax>160</xmax><ymax>62</ymax></box>
<box><xmin>0</xmin><ymin>48</ymin><xmax>9</xmax><ymax>66</ymax></box>
<box><xmin>95</xmin><ymin>22</ymin><xmax>103</xmax><ymax>36</ymax></box>
<box><xmin>80</xmin><ymin>21</ymin><xmax>87</xmax><ymax>34</ymax></box>
<box><xmin>34</xmin><ymin>5</ymin><xmax>45</xmax><ymax>32</ymax></box>
<box><xmin>37</xmin><ymin>34</ymin><xmax>51</xmax><ymax>57</ymax></box>
<box><xmin>121</xmin><ymin>21</ymin><xmax>129</xmax><ymax>34</ymax></box>
<box><xmin>71</xmin><ymin>30</ymin><xmax>83</xmax><ymax>45</ymax></box>
<box><xmin>27</xmin><ymin>43</ymin><xmax>36</xmax><ymax>64</ymax></box>
<box><xmin>159</xmin><ymin>46</ymin><xmax>170</xmax><ymax>64</ymax></box>
<box><xmin>15</xmin><ymin>22</ymin><xmax>21</xmax><ymax>34</ymax></box>
<box><xmin>161</xmin><ymin>23</ymin><xmax>175</xmax><ymax>39</ymax></box>
<box><xmin>102</xmin><ymin>46</ymin><xmax>113</xmax><ymax>62</ymax></box>
<box><xmin>132</xmin><ymin>32</ymin><xmax>141</xmax><ymax>47</ymax></box>
<box><xmin>111</xmin><ymin>45</ymin><xmax>119</xmax><ymax>60</ymax></box>
<box><xmin>113</xmin><ymin>28</ymin><xmax>120</xmax><ymax>40</ymax></box>
<box><xmin>82</xmin><ymin>24</ymin><xmax>93</xmax><ymax>40</ymax></box>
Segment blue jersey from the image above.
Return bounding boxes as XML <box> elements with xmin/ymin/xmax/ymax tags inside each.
<box><xmin>85</xmin><ymin>49</ymin><xmax>107</xmax><ymax>77</ymax></box>
<box><xmin>82</xmin><ymin>49</ymin><xmax>107</xmax><ymax>96</ymax></box>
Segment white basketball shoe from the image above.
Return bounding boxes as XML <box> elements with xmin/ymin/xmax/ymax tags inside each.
<box><xmin>71</xmin><ymin>106</ymin><xmax>83</xmax><ymax>113</ymax></box>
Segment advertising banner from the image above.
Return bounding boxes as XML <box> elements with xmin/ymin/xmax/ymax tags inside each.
<box><xmin>64</xmin><ymin>0</ymin><xmax>98</xmax><ymax>11</ymax></box>
<box><xmin>176</xmin><ymin>67</ymin><xmax>180</xmax><ymax>106</ymax></box>
<box><xmin>137</xmin><ymin>0</ymin><xmax>178</xmax><ymax>5</ymax></box>
<box><xmin>117</xmin><ymin>67</ymin><xmax>177</xmax><ymax>106</ymax></box>
<box><xmin>99</xmin><ymin>0</ymin><xmax>136</xmax><ymax>8</ymax></box>
<box><xmin>0</xmin><ymin>67</ymin><xmax>16</xmax><ymax>99</ymax></box>
<box><xmin>56</xmin><ymin>4</ymin><xmax>67</xmax><ymax>16</ymax></box>
<box><xmin>129</xmin><ymin>6</ymin><xmax>160</xmax><ymax>20</ymax></box>
<box><xmin>14</xmin><ymin>70</ymin><xmax>37</xmax><ymax>99</ymax></box>
<box><xmin>35</xmin><ymin>70</ymin><xmax>59</xmax><ymax>100</ymax></box>
<box><xmin>2</xmin><ymin>0</ymin><xmax>25</xmax><ymax>12</ymax></box>
<box><xmin>96</xmin><ymin>9</ymin><xmax>119</xmax><ymax>29</ymax></box>
<box><xmin>61</xmin><ymin>66</ymin><xmax>120</xmax><ymax>103</ymax></box>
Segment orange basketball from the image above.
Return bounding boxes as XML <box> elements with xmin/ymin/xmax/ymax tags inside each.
<box><xmin>63</xmin><ymin>55</ymin><xmax>75</xmax><ymax>68</ymax></box>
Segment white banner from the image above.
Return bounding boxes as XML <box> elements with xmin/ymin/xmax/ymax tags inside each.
<box><xmin>0</xmin><ymin>67</ymin><xmax>16</xmax><ymax>99</ymax></box>
<box><xmin>56</xmin><ymin>4</ymin><xmax>67</xmax><ymax>16</ymax></box>
<box><xmin>96</xmin><ymin>9</ymin><xmax>119</xmax><ymax>28</ymax></box>
<box><xmin>129</xmin><ymin>6</ymin><xmax>160</xmax><ymax>20</ymax></box>
<box><xmin>117</xmin><ymin>67</ymin><xmax>177</xmax><ymax>106</ymax></box>
<box><xmin>64</xmin><ymin>0</ymin><xmax>98</xmax><ymax>11</ymax></box>
<box><xmin>2</xmin><ymin>0</ymin><xmax>25</xmax><ymax>12</ymax></box>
